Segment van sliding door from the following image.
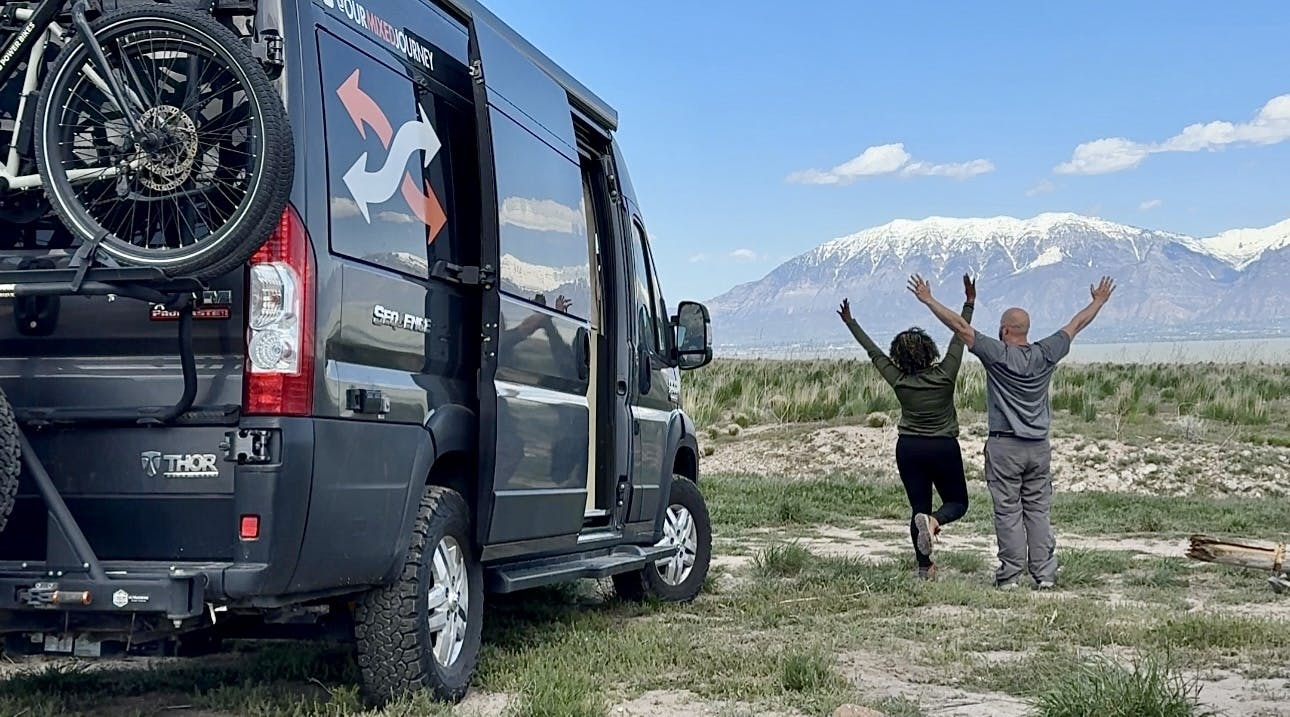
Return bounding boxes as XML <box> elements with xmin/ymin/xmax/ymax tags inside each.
<box><xmin>474</xmin><ymin>21</ymin><xmax>591</xmax><ymax>545</ymax></box>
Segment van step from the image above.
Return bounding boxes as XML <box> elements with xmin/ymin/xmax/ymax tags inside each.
<box><xmin>484</xmin><ymin>544</ymin><xmax>674</xmax><ymax>594</ymax></box>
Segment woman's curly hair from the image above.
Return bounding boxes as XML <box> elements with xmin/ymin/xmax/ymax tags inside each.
<box><xmin>889</xmin><ymin>327</ymin><xmax>940</xmax><ymax>375</ymax></box>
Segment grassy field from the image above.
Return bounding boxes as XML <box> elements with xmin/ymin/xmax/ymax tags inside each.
<box><xmin>1</xmin><ymin>471</ymin><xmax>1287</xmax><ymax>716</ymax></box>
<box><xmin>2</xmin><ymin>359</ymin><xmax>1287</xmax><ymax>716</ymax></box>
<box><xmin>684</xmin><ymin>359</ymin><xmax>1290</xmax><ymax>444</ymax></box>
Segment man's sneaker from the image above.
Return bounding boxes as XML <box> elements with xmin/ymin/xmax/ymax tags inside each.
<box><xmin>1036</xmin><ymin>580</ymin><xmax>1056</xmax><ymax>591</ymax></box>
<box><xmin>995</xmin><ymin>579</ymin><xmax>1021</xmax><ymax>591</ymax></box>
<box><xmin>914</xmin><ymin>513</ymin><xmax>938</xmax><ymax>557</ymax></box>
<box><xmin>917</xmin><ymin>564</ymin><xmax>937</xmax><ymax>581</ymax></box>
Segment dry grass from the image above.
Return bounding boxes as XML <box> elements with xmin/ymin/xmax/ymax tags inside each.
<box><xmin>683</xmin><ymin>359</ymin><xmax>1290</xmax><ymax>437</ymax></box>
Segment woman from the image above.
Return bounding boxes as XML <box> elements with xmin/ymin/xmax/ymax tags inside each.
<box><xmin>837</xmin><ymin>275</ymin><xmax>976</xmax><ymax>580</ymax></box>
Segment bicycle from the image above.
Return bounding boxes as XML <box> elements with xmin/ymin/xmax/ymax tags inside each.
<box><xmin>0</xmin><ymin>0</ymin><xmax>293</xmax><ymax>279</ymax></box>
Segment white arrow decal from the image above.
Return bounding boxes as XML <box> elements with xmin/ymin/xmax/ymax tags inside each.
<box><xmin>342</xmin><ymin>104</ymin><xmax>441</xmax><ymax>222</ymax></box>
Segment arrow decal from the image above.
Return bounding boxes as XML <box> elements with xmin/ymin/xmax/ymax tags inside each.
<box><xmin>334</xmin><ymin>69</ymin><xmax>447</xmax><ymax>242</ymax></box>
<box><xmin>342</xmin><ymin>108</ymin><xmax>441</xmax><ymax>222</ymax></box>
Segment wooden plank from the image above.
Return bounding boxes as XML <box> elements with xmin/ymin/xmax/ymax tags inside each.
<box><xmin>1187</xmin><ymin>534</ymin><xmax>1285</xmax><ymax>572</ymax></box>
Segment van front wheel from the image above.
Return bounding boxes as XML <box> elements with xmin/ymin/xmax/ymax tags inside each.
<box><xmin>614</xmin><ymin>476</ymin><xmax>712</xmax><ymax>603</ymax></box>
<box><xmin>354</xmin><ymin>486</ymin><xmax>482</xmax><ymax>705</ymax></box>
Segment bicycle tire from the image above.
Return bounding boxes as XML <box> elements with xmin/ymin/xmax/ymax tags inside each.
<box><xmin>34</xmin><ymin>5</ymin><xmax>294</xmax><ymax>280</ymax></box>
<box><xmin>0</xmin><ymin>388</ymin><xmax>20</xmax><ymax>535</ymax></box>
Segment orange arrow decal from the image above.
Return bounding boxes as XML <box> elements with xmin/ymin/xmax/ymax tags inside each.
<box><xmin>337</xmin><ymin>69</ymin><xmax>393</xmax><ymax>146</ymax></box>
<box><xmin>402</xmin><ymin>174</ymin><xmax>447</xmax><ymax>240</ymax></box>
<box><xmin>335</xmin><ymin>68</ymin><xmax>446</xmax><ymax>244</ymax></box>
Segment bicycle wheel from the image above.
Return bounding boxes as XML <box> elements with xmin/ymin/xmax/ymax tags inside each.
<box><xmin>34</xmin><ymin>5</ymin><xmax>293</xmax><ymax>279</ymax></box>
<box><xmin>0</xmin><ymin>388</ymin><xmax>20</xmax><ymax>535</ymax></box>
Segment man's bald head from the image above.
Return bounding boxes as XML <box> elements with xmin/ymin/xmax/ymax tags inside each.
<box><xmin>1000</xmin><ymin>307</ymin><xmax>1031</xmax><ymax>345</ymax></box>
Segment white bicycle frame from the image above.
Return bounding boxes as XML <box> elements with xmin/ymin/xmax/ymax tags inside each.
<box><xmin>2</xmin><ymin>6</ymin><xmax>133</xmax><ymax>190</ymax></box>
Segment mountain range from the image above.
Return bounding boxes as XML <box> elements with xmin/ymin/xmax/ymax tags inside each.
<box><xmin>707</xmin><ymin>213</ymin><xmax>1290</xmax><ymax>349</ymax></box>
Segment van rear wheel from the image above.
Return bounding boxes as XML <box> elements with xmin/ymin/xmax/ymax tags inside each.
<box><xmin>614</xmin><ymin>476</ymin><xmax>712</xmax><ymax>603</ymax></box>
<box><xmin>354</xmin><ymin>486</ymin><xmax>482</xmax><ymax>705</ymax></box>
<box><xmin>0</xmin><ymin>389</ymin><xmax>20</xmax><ymax>534</ymax></box>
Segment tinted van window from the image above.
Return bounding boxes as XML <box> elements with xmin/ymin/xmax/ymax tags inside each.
<box><xmin>491</xmin><ymin>109</ymin><xmax>591</xmax><ymax>320</ymax></box>
<box><xmin>319</xmin><ymin>30</ymin><xmax>473</xmax><ymax>278</ymax></box>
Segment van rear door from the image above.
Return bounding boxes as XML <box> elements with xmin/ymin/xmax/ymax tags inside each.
<box><xmin>0</xmin><ymin>242</ymin><xmax>246</xmax><ymax>562</ymax></box>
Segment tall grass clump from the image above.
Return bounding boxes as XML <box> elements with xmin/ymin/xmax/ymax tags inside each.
<box><xmin>1032</xmin><ymin>655</ymin><xmax>1217</xmax><ymax>717</ymax></box>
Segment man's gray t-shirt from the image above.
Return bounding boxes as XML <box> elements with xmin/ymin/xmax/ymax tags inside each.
<box><xmin>970</xmin><ymin>330</ymin><xmax>1072</xmax><ymax>440</ymax></box>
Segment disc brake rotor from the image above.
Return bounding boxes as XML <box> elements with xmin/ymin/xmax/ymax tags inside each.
<box><xmin>137</xmin><ymin>105</ymin><xmax>199</xmax><ymax>192</ymax></box>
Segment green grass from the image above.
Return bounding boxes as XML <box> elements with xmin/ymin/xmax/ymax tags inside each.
<box><xmin>1047</xmin><ymin>549</ymin><xmax>1135</xmax><ymax>588</ymax></box>
<box><xmin>704</xmin><ymin>472</ymin><xmax>1290</xmax><ymax>538</ymax></box>
<box><xmin>684</xmin><ymin>359</ymin><xmax>1290</xmax><ymax>439</ymax></box>
<box><xmin>753</xmin><ymin>542</ymin><xmax>815</xmax><ymax>577</ymax></box>
<box><xmin>2</xmin><ymin>468</ymin><xmax>1287</xmax><ymax>716</ymax></box>
<box><xmin>1032</xmin><ymin>654</ymin><xmax>1218</xmax><ymax>717</ymax></box>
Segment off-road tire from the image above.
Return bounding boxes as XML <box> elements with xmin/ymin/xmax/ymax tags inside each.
<box><xmin>614</xmin><ymin>476</ymin><xmax>712</xmax><ymax>603</ymax></box>
<box><xmin>34</xmin><ymin>5</ymin><xmax>294</xmax><ymax>280</ymax></box>
<box><xmin>354</xmin><ymin>486</ymin><xmax>482</xmax><ymax>705</ymax></box>
<box><xmin>0</xmin><ymin>388</ymin><xmax>21</xmax><ymax>534</ymax></box>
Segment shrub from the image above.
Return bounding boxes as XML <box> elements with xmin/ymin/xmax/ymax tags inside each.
<box><xmin>1033</xmin><ymin>655</ymin><xmax>1217</xmax><ymax>717</ymax></box>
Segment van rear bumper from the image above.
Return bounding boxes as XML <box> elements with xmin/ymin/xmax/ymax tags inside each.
<box><xmin>0</xmin><ymin>559</ymin><xmax>303</xmax><ymax>624</ymax></box>
<box><xmin>0</xmin><ymin>562</ymin><xmax>211</xmax><ymax>621</ymax></box>
<box><xmin>0</xmin><ymin>416</ymin><xmax>323</xmax><ymax>624</ymax></box>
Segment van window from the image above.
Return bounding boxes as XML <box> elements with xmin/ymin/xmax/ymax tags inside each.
<box><xmin>319</xmin><ymin>30</ymin><xmax>473</xmax><ymax>278</ymax></box>
<box><xmin>491</xmin><ymin>109</ymin><xmax>591</xmax><ymax>320</ymax></box>
<box><xmin>644</xmin><ymin>232</ymin><xmax>672</xmax><ymax>356</ymax></box>
<box><xmin>629</xmin><ymin>221</ymin><xmax>660</xmax><ymax>355</ymax></box>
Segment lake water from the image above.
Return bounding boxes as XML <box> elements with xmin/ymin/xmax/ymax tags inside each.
<box><xmin>718</xmin><ymin>338</ymin><xmax>1290</xmax><ymax>364</ymax></box>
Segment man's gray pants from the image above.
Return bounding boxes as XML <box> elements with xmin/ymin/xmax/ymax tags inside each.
<box><xmin>984</xmin><ymin>436</ymin><xmax>1056</xmax><ymax>585</ymax></box>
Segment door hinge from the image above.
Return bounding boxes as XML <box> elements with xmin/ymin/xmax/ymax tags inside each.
<box><xmin>249</xmin><ymin>30</ymin><xmax>284</xmax><ymax>74</ymax></box>
<box><xmin>431</xmin><ymin>260</ymin><xmax>495</xmax><ymax>288</ymax></box>
<box><xmin>222</xmin><ymin>429</ymin><xmax>273</xmax><ymax>464</ymax></box>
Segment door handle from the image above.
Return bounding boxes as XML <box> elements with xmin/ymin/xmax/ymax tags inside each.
<box><xmin>638</xmin><ymin>347</ymin><xmax>652</xmax><ymax>395</ymax></box>
<box><xmin>574</xmin><ymin>326</ymin><xmax>590</xmax><ymax>382</ymax></box>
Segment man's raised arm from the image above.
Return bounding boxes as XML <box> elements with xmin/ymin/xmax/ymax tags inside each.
<box><xmin>907</xmin><ymin>274</ymin><xmax>976</xmax><ymax>349</ymax></box>
<box><xmin>1060</xmin><ymin>276</ymin><xmax>1116</xmax><ymax>341</ymax></box>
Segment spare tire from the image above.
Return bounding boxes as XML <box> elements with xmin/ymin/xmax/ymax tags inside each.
<box><xmin>0</xmin><ymin>388</ymin><xmax>20</xmax><ymax>533</ymax></box>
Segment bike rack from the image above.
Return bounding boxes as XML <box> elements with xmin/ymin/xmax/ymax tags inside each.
<box><xmin>0</xmin><ymin>255</ymin><xmax>223</xmax><ymax>622</ymax></box>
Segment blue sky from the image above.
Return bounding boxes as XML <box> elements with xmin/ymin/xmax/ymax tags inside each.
<box><xmin>482</xmin><ymin>0</ymin><xmax>1290</xmax><ymax>303</ymax></box>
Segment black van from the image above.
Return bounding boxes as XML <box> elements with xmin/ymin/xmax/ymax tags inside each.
<box><xmin>0</xmin><ymin>0</ymin><xmax>714</xmax><ymax>703</ymax></box>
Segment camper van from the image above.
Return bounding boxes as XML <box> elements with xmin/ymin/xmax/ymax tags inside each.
<box><xmin>0</xmin><ymin>0</ymin><xmax>713</xmax><ymax>703</ymax></box>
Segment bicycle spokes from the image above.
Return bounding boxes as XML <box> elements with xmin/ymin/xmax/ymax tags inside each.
<box><xmin>51</xmin><ymin>26</ymin><xmax>259</xmax><ymax>253</ymax></box>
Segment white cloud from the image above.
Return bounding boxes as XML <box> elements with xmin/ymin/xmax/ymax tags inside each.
<box><xmin>1055</xmin><ymin>93</ymin><xmax>1290</xmax><ymax>175</ymax></box>
<box><xmin>1055</xmin><ymin>137</ymin><xmax>1151</xmax><ymax>175</ymax></box>
<box><xmin>688</xmin><ymin>254</ymin><xmax>708</xmax><ymax>263</ymax></box>
<box><xmin>901</xmin><ymin>158</ymin><xmax>996</xmax><ymax>178</ymax></box>
<box><xmin>1139</xmin><ymin>199</ymin><xmax>1163</xmax><ymax>211</ymax></box>
<box><xmin>1026</xmin><ymin>179</ymin><xmax>1056</xmax><ymax>196</ymax></box>
<box><xmin>729</xmin><ymin>249</ymin><xmax>760</xmax><ymax>263</ymax></box>
<box><xmin>787</xmin><ymin>142</ymin><xmax>993</xmax><ymax>185</ymax></box>
<box><xmin>331</xmin><ymin>196</ymin><xmax>363</xmax><ymax>219</ymax></box>
<box><xmin>378</xmin><ymin>211</ymin><xmax>417</xmax><ymax>224</ymax></box>
<box><xmin>499</xmin><ymin>197</ymin><xmax>584</xmax><ymax>233</ymax></box>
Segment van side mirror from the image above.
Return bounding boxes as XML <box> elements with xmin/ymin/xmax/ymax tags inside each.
<box><xmin>673</xmin><ymin>301</ymin><xmax>712</xmax><ymax>371</ymax></box>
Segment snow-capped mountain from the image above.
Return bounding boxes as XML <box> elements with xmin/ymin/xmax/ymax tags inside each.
<box><xmin>500</xmin><ymin>253</ymin><xmax>592</xmax><ymax>315</ymax></box>
<box><xmin>709</xmin><ymin>213</ymin><xmax>1287</xmax><ymax>348</ymax></box>
<box><xmin>500</xmin><ymin>253</ymin><xmax>588</xmax><ymax>296</ymax></box>
<box><xmin>1197</xmin><ymin>218</ymin><xmax>1290</xmax><ymax>269</ymax></box>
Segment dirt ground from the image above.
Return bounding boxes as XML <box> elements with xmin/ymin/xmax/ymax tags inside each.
<box><xmin>706</xmin><ymin>420</ymin><xmax>1290</xmax><ymax>498</ymax></box>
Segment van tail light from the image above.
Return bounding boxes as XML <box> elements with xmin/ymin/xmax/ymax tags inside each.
<box><xmin>244</xmin><ymin>204</ymin><xmax>314</xmax><ymax>416</ymax></box>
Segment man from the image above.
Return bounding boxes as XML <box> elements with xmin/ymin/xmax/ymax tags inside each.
<box><xmin>908</xmin><ymin>274</ymin><xmax>1116</xmax><ymax>589</ymax></box>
